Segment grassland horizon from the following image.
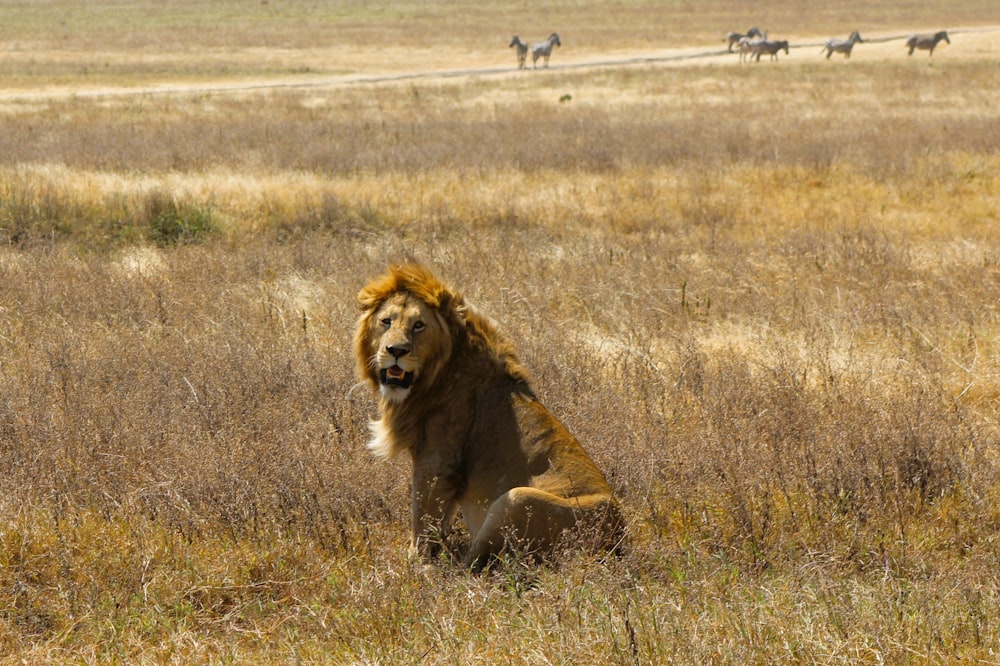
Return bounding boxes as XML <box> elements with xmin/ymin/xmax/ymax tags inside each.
<box><xmin>1</xmin><ymin>1</ymin><xmax>999</xmax><ymax>664</ymax></box>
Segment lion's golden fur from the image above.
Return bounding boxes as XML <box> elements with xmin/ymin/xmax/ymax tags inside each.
<box><xmin>354</xmin><ymin>263</ymin><xmax>623</xmax><ymax>570</ymax></box>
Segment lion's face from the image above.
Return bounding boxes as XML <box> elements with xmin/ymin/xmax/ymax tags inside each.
<box><xmin>359</xmin><ymin>291</ymin><xmax>453</xmax><ymax>403</ymax></box>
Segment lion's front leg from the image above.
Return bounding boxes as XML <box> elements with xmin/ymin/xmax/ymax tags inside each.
<box><xmin>409</xmin><ymin>471</ymin><xmax>459</xmax><ymax>562</ymax></box>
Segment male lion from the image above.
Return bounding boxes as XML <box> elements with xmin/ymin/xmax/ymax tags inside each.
<box><xmin>354</xmin><ymin>263</ymin><xmax>623</xmax><ymax>571</ymax></box>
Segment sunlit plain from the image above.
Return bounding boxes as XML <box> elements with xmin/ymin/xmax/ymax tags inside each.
<box><xmin>1</xmin><ymin>1</ymin><xmax>999</xmax><ymax>663</ymax></box>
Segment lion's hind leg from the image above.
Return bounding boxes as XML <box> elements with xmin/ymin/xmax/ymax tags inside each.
<box><xmin>464</xmin><ymin>487</ymin><xmax>621</xmax><ymax>572</ymax></box>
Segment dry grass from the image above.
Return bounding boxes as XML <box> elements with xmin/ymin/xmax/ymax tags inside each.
<box><xmin>2</xmin><ymin>1</ymin><xmax>1000</xmax><ymax>664</ymax></box>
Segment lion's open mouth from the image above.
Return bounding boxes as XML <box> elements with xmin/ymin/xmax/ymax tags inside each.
<box><xmin>380</xmin><ymin>365</ymin><xmax>414</xmax><ymax>389</ymax></box>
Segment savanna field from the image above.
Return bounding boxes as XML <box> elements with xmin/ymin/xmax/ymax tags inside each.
<box><xmin>1</xmin><ymin>1</ymin><xmax>999</xmax><ymax>663</ymax></box>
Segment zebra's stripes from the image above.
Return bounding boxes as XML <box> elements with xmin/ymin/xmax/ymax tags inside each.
<box><xmin>726</xmin><ymin>27</ymin><xmax>763</xmax><ymax>53</ymax></box>
<box><xmin>509</xmin><ymin>35</ymin><xmax>528</xmax><ymax>69</ymax></box>
<box><xmin>822</xmin><ymin>31</ymin><xmax>864</xmax><ymax>59</ymax></box>
<box><xmin>906</xmin><ymin>31</ymin><xmax>950</xmax><ymax>56</ymax></box>
<box><xmin>531</xmin><ymin>33</ymin><xmax>561</xmax><ymax>68</ymax></box>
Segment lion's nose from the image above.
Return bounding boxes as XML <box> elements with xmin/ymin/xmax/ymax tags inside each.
<box><xmin>387</xmin><ymin>344</ymin><xmax>410</xmax><ymax>359</ymax></box>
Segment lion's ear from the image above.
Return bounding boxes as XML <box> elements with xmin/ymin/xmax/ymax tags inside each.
<box><xmin>436</xmin><ymin>288</ymin><xmax>465</xmax><ymax>322</ymax></box>
<box><xmin>353</xmin><ymin>310</ymin><xmax>377</xmax><ymax>387</ymax></box>
<box><xmin>357</xmin><ymin>289</ymin><xmax>382</xmax><ymax>312</ymax></box>
<box><xmin>438</xmin><ymin>294</ymin><xmax>471</xmax><ymax>345</ymax></box>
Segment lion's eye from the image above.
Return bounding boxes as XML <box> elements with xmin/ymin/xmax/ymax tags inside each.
<box><xmin>380</xmin><ymin>317</ymin><xmax>392</xmax><ymax>328</ymax></box>
<box><xmin>412</xmin><ymin>321</ymin><xmax>425</xmax><ymax>332</ymax></box>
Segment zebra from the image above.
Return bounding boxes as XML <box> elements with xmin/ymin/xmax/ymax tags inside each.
<box><xmin>751</xmin><ymin>39</ymin><xmax>789</xmax><ymax>62</ymax></box>
<box><xmin>906</xmin><ymin>31</ymin><xmax>950</xmax><ymax>56</ymax></box>
<box><xmin>725</xmin><ymin>26</ymin><xmax>763</xmax><ymax>52</ymax></box>
<box><xmin>821</xmin><ymin>31</ymin><xmax>864</xmax><ymax>59</ymax></box>
<box><xmin>531</xmin><ymin>33</ymin><xmax>561</xmax><ymax>68</ymax></box>
<box><xmin>737</xmin><ymin>35</ymin><xmax>765</xmax><ymax>63</ymax></box>
<box><xmin>509</xmin><ymin>35</ymin><xmax>528</xmax><ymax>69</ymax></box>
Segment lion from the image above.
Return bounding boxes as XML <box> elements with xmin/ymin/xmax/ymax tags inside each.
<box><xmin>354</xmin><ymin>263</ymin><xmax>623</xmax><ymax>571</ymax></box>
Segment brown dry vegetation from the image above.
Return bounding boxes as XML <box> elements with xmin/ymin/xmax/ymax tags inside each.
<box><xmin>2</xmin><ymin>1</ymin><xmax>1000</xmax><ymax>664</ymax></box>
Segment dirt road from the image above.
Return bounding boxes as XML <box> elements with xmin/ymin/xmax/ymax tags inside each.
<box><xmin>1</xmin><ymin>26</ymin><xmax>997</xmax><ymax>104</ymax></box>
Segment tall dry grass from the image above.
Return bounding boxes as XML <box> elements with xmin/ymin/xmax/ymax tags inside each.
<box><xmin>2</xmin><ymin>2</ymin><xmax>1000</xmax><ymax>663</ymax></box>
<box><xmin>3</xmin><ymin>205</ymin><xmax>999</xmax><ymax>662</ymax></box>
<box><xmin>3</xmin><ymin>61</ymin><xmax>999</xmax><ymax>174</ymax></box>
